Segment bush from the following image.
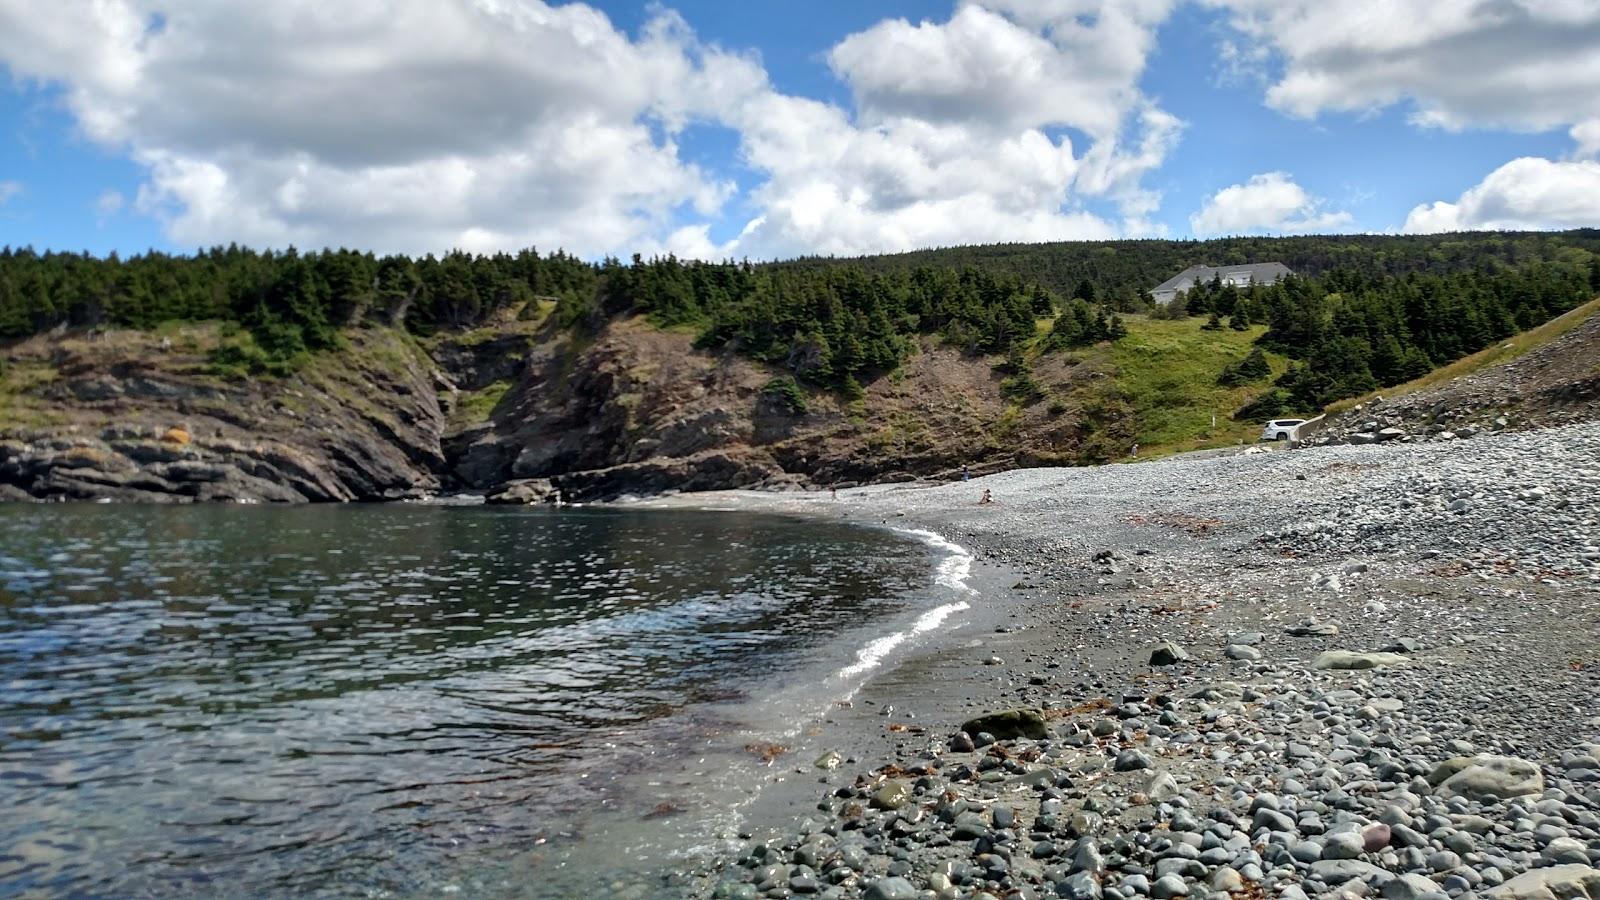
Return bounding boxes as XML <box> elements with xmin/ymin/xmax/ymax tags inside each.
<box><xmin>1001</xmin><ymin>372</ymin><xmax>1043</xmax><ymax>403</ymax></box>
<box><xmin>1233</xmin><ymin>388</ymin><xmax>1292</xmax><ymax>422</ymax></box>
<box><xmin>760</xmin><ymin>376</ymin><xmax>808</xmax><ymax>415</ymax></box>
<box><xmin>1218</xmin><ymin>347</ymin><xmax>1272</xmax><ymax>387</ymax></box>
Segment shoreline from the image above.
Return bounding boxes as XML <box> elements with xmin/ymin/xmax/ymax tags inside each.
<box><xmin>640</xmin><ymin>422</ymin><xmax>1600</xmax><ymax>899</ymax></box>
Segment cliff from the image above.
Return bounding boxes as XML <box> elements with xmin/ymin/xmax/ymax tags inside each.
<box><xmin>0</xmin><ymin>324</ymin><xmax>446</xmax><ymax>502</ymax></box>
<box><xmin>0</xmin><ymin>312</ymin><xmax>1286</xmax><ymax>499</ymax></box>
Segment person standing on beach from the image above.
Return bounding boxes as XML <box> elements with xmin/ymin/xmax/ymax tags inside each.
<box><xmin>961</xmin><ymin>464</ymin><xmax>971</xmax><ymax>482</ymax></box>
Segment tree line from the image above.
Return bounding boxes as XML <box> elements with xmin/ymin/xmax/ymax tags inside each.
<box><xmin>776</xmin><ymin>230</ymin><xmax>1600</xmax><ymax>309</ymax></box>
<box><xmin>1158</xmin><ymin>261</ymin><xmax>1599</xmax><ymax>417</ymax></box>
<box><xmin>1</xmin><ymin>233</ymin><xmax>1596</xmax><ymax>416</ymax></box>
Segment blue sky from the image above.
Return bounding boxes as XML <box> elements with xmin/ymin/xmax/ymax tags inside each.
<box><xmin>1</xmin><ymin>0</ymin><xmax>1597</xmax><ymax>259</ymax></box>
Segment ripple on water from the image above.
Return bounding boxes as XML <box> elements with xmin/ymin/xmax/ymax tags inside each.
<box><xmin>0</xmin><ymin>503</ymin><xmax>945</xmax><ymax>897</ymax></box>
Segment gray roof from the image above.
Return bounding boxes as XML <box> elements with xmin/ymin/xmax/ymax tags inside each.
<box><xmin>1151</xmin><ymin>262</ymin><xmax>1292</xmax><ymax>294</ymax></box>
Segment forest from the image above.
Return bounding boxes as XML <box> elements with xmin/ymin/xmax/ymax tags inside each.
<box><xmin>1</xmin><ymin>230</ymin><xmax>1597</xmax><ymax>415</ymax></box>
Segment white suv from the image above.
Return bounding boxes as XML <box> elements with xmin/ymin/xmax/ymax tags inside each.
<box><xmin>1260</xmin><ymin>419</ymin><xmax>1307</xmax><ymax>442</ymax></box>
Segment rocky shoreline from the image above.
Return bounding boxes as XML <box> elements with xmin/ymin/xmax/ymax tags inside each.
<box><xmin>644</xmin><ymin>420</ymin><xmax>1600</xmax><ymax>900</ymax></box>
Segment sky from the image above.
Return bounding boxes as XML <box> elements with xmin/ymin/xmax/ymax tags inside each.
<box><xmin>0</xmin><ymin>0</ymin><xmax>1598</xmax><ymax>261</ymax></box>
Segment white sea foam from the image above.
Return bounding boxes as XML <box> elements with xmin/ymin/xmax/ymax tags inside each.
<box><xmin>833</xmin><ymin>528</ymin><xmax>975</xmax><ymax>680</ymax></box>
<box><xmin>894</xmin><ymin>527</ymin><xmax>978</xmax><ymax>594</ymax></box>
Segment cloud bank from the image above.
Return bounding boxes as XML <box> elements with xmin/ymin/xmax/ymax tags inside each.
<box><xmin>0</xmin><ymin>0</ymin><xmax>1186</xmax><ymax>259</ymax></box>
<box><xmin>1403</xmin><ymin>158</ymin><xmax>1600</xmax><ymax>234</ymax></box>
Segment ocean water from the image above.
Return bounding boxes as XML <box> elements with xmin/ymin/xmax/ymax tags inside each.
<box><xmin>0</xmin><ymin>504</ymin><xmax>975</xmax><ymax>897</ymax></box>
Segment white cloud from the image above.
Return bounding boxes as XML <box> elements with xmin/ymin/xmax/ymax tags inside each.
<box><xmin>1574</xmin><ymin>120</ymin><xmax>1600</xmax><ymax>159</ymax></box>
<box><xmin>0</xmin><ymin>181</ymin><xmax>20</xmax><ymax>205</ymax></box>
<box><xmin>1208</xmin><ymin>0</ymin><xmax>1600</xmax><ymax>148</ymax></box>
<box><xmin>1190</xmin><ymin>172</ymin><xmax>1352</xmax><ymax>236</ymax></box>
<box><xmin>0</xmin><ymin>0</ymin><xmax>1183</xmax><ymax>259</ymax></box>
<box><xmin>95</xmin><ymin>189</ymin><xmax>124</xmax><ymax>220</ymax></box>
<box><xmin>0</xmin><ymin>0</ymin><xmax>753</xmax><ymax>257</ymax></box>
<box><xmin>729</xmin><ymin>0</ymin><xmax>1183</xmax><ymax>257</ymax></box>
<box><xmin>1403</xmin><ymin>157</ymin><xmax>1600</xmax><ymax>233</ymax></box>
<box><xmin>829</xmin><ymin>1</ymin><xmax>1168</xmax><ymax>141</ymax></box>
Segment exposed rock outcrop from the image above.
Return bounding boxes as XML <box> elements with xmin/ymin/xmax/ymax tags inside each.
<box><xmin>446</xmin><ymin>317</ymin><xmax>1097</xmax><ymax>501</ymax></box>
<box><xmin>0</xmin><ymin>327</ymin><xmax>446</xmax><ymax>502</ymax></box>
<box><xmin>0</xmin><ymin>314</ymin><xmax>1173</xmax><ymax>503</ymax></box>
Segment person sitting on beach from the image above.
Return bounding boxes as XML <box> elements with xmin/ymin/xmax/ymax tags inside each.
<box><xmin>980</xmin><ymin>489</ymin><xmax>993</xmax><ymax>505</ymax></box>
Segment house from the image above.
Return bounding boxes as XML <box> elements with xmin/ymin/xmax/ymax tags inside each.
<box><xmin>1149</xmin><ymin>262</ymin><xmax>1292</xmax><ymax>305</ymax></box>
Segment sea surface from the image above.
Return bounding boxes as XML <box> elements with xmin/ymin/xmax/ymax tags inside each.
<box><xmin>0</xmin><ymin>503</ymin><xmax>975</xmax><ymax>897</ymax></box>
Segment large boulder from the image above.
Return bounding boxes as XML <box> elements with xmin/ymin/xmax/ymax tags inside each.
<box><xmin>1314</xmin><ymin>650</ymin><xmax>1411</xmax><ymax>670</ymax></box>
<box><xmin>486</xmin><ymin>478</ymin><xmax>558</xmax><ymax>504</ymax></box>
<box><xmin>1150</xmin><ymin>640</ymin><xmax>1190</xmax><ymax>666</ymax></box>
<box><xmin>960</xmin><ymin>708</ymin><xmax>1048</xmax><ymax>741</ymax></box>
<box><xmin>1488</xmin><ymin>865</ymin><xmax>1600</xmax><ymax>900</ymax></box>
<box><xmin>1431</xmin><ymin>755</ymin><xmax>1544</xmax><ymax>801</ymax></box>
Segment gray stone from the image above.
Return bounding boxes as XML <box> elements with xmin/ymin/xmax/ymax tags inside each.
<box><xmin>1311</xmin><ymin>860</ymin><xmax>1393</xmax><ymax>887</ymax></box>
<box><xmin>1060</xmin><ymin>871</ymin><xmax>1103</xmax><ymax>900</ymax></box>
<box><xmin>1151</xmin><ymin>874</ymin><xmax>1190</xmax><ymax>899</ymax></box>
<box><xmin>1252</xmin><ymin>808</ymin><xmax>1294</xmax><ymax>833</ymax></box>
<box><xmin>1116</xmin><ymin>750</ymin><xmax>1154</xmax><ymax>771</ymax></box>
<box><xmin>1225</xmin><ymin>644</ymin><xmax>1262</xmax><ymax>661</ymax></box>
<box><xmin>1151</xmin><ymin>640</ymin><xmax>1190</xmax><ymax>666</ymax></box>
<box><xmin>871</xmin><ymin>779</ymin><xmax>913</xmax><ymax>811</ymax></box>
<box><xmin>1143</xmin><ymin>770</ymin><xmax>1181</xmax><ymax>801</ymax></box>
<box><xmin>1433</xmin><ymin>756</ymin><xmax>1544</xmax><ymax>802</ymax></box>
<box><xmin>1210</xmin><ymin>867</ymin><xmax>1244</xmax><ymax>893</ymax></box>
<box><xmin>1544</xmin><ymin>837</ymin><xmax>1593</xmax><ymax>866</ymax></box>
<box><xmin>1313</xmin><ymin>650</ymin><xmax>1412</xmax><ymax>670</ymax></box>
<box><xmin>1488</xmin><ymin>865</ymin><xmax>1600</xmax><ymax>900</ymax></box>
<box><xmin>1322</xmin><ymin>831</ymin><xmax>1366</xmax><ymax>860</ymax></box>
<box><xmin>960</xmin><ymin>708</ymin><xmax>1048</xmax><ymax>741</ymax></box>
<box><xmin>863</xmin><ymin>876</ymin><xmax>920</xmax><ymax>900</ymax></box>
<box><xmin>1381</xmin><ymin>874</ymin><xmax>1448</xmax><ymax>900</ymax></box>
<box><xmin>1074</xmin><ymin>841</ymin><xmax>1106</xmax><ymax>875</ymax></box>
<box><xmin>952</xmin><ymin>812</ymin><xmax>991</xmax><ymax>841</ymax></box>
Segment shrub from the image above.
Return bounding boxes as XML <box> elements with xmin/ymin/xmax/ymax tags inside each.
<box><xmin>1218</xmin><ymin>347</ymin><xmax>1272</xmax><ymax>387</ymax></box>
<box><xmin>760</xmin><ymin>376</ymin><xmax>808</xmax><ymax>415</ymax></box>
<box><xmin>1234</xmin><ymin>388</ymin><xmax>1292</xmax><ymax>422</ymax></box>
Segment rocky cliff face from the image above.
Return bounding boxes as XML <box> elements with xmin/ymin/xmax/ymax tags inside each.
<box><xmin>0</xmin><ymin>326</ymin><xmax>446</xmax><ymax>502</ymax></box>
<box><xmin>445</xmin><ymin>317</ymin><xmax>1104</xmax><ymax>501</ymax></box>
<box><xmin>0</xmin><ymin>316</ymin><xmax>1110</xmax><ymax>503</ymax></box>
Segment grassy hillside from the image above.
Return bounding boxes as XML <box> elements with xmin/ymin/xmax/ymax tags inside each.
<box><xmin>1110</xmin><ymin>318</ymin><xmax>1290</xmax><ymax>454</ymax></box>
<box><xmin>1043</xmin><ymin>316</ymin><xmax>1288</xmax><ymax>458</ymax></box>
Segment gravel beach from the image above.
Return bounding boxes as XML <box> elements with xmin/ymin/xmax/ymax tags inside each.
<box><xmin>644</xmin><ymin>420</ymin><xmax>1600</xmax><ymax>900</ymax></box>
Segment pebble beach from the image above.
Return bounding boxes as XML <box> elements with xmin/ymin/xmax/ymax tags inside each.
<box><xmin>650</xmin><ymin>421</ymin><xmax>1600</xmax><ymax>900</ymax></box>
